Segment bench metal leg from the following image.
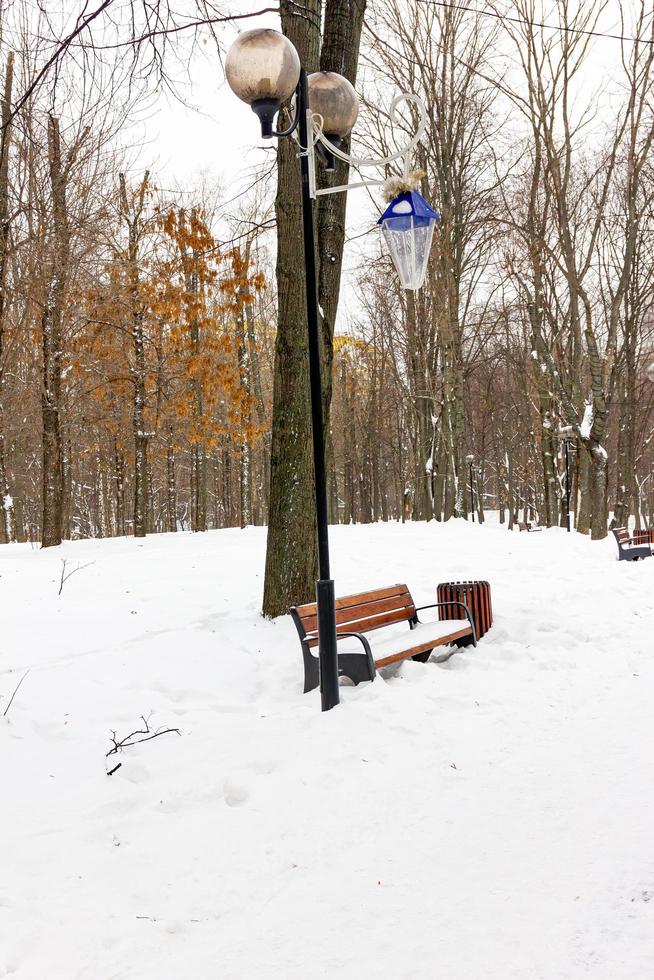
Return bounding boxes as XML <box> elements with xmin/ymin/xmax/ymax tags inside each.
<box><xmin>411</xmin><ymin>650</ymin><xmax>432</xmax><ymax>663</ymax></box>
<box><xmin>302</xmin><ymin>646</ymin><xmax>320</xmax><ymax>693</ymax></box>
<box><xmin>302</xmin><ymin>646</ymin><xmax>375</xmax><ymax>692</ymax></box>
<box><xmin>337</xmin><ymin>653</ymin><xmax>376</xmax><ymax>685</ymax></box>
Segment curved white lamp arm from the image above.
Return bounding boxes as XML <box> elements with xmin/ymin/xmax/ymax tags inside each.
<box><xmin>305</xmin><ymin>92</ymin><xmax>427</xmax><ymax>199</ymax></box>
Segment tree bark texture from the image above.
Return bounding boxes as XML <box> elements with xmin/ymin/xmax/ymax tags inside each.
<box><xmin>41</xmin><ymin>116</ymin><xmax>69</xmax><ymax>548</ymax></box>
<box><xmin>262</xmin><ymin>0</ymin><xmax>322</xmax><ymax>618</ymax></box>
<box><xmin>0</xmin><ymin>53</ymin><xmax>14</xmax><ymax>544</ymax></box>
<box><xmin>120</xmin><ymin>172</ymin><xmax>150</xmax><ymax>539</ymax></box>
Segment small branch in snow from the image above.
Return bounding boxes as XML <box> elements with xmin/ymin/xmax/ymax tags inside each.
<box><xmin>106</xmin><ymin>713</ymin><xmax>181</xmax><ymax>757</ymax></box>
<box><xmin>2</xmin><ymin>669</ymin><xmax>30</xmax><ymax>718</ymax></box>
<box><xmin>58</xmin><ymin>559</ymin><xmax>95</xmax><ymax>595</ymax></box>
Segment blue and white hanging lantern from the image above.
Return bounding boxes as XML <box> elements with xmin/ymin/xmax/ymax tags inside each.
<box><xmin>378</xmin><ymin>188</ymin><xmax>440</xmax><ymax>291</ymax></box>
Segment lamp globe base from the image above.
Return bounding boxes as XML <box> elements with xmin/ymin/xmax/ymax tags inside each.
<box><xmin>251</xmin><ymin>98</ymin><xmax>281</xmax><ymax>138</ymax></box>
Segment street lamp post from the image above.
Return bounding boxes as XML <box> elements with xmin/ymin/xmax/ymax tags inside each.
<box><xmin>225</xmin><ymin>29</ymin><xmax>438</xmax><ymax>711</ymax></box>
<box><xmin>466</xmin><ymin>454</ymin><xmax>476</xmax><ymax>522</ymax></box>
<box><xmin>557</xmin><ymin>425</ymin><xmax>576</xmax><ymax>532</ymax></box>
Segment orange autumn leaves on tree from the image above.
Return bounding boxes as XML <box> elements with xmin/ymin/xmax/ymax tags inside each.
<box><xmin>77</xmin><ymin>199</ymin><xmax>262</xmax><ymax>464</ymax></box>
<box><xmin>152</xmin><ymin>207</ymin><xmax>262</xmax><ymax>451</ymax></box>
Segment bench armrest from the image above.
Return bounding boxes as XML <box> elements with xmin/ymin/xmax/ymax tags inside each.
<box><xmin>335</xmin><ymin>631</ymin><xmax>376</xmax><ymax>678</ymax></box>
<box><xmin>414</xmin><ymin>601</ymin><xmax>477</xmax><ymax>647</ymax></box>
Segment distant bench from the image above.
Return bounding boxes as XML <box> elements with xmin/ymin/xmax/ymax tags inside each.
<box><xmin>612</xmin><ymin>528</ymin><xmax>651</xmax><ymax>562</ymax></box>
<box><xmin>290</xmin><ymin>583</ymin><xmax>476</xmax><ymax>693</ymax></box>
<box><xmin>518</xmin><ymin>522</ymin><xmax>541</xmax><ymax>532</ymax></box>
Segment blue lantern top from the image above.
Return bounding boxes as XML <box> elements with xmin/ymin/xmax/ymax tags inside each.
<box><xmin>377</xmin><ymin>189</ymin><xmax>440</xmax><ymax>230</ymax></box>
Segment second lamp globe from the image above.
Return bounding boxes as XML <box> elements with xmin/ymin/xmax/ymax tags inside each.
<box><xmin>307</xmin><ymin>71</ymin><xmax>359</xmax><ymax>143</ymax></box>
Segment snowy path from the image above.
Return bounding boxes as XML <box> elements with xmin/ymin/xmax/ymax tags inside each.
<box><xmin>2</xmin><ymin>520</ymin><xmax>653</xmax><ymax>979</ymax></box>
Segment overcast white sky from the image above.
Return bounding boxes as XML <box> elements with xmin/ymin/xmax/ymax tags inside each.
<box><xmin>143</xmin><ymin>1</ymin><xmax>631</xmax><ymax>181</ymax></box>
<box><xmin>127</xmin><ymin>0</ymin><xmax>637</xmax><ymax>329</ymax></box>
<box><xmin>142</xmin><ymin>7</ymin><xmax>281</xmax><ymax>190</ymax></box>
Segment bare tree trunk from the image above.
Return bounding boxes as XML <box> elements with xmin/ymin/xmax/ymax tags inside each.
<box><xmin>41</xmin><ymin>116</ymin><xmax>69</xmax><ymax>548</ymax></box>
<box><xmin>119</xmin><ymin>172</ymin><xmax>149</xmax><ymax>539</ymax></box>
<box><xmin>262</xmin><ymin>0</ymin><xmax>321</xmax><ymax>617</ymax></box>
<box><xmin>183</xmin><ymin>214</ymin><xmax>207</xmax><ymax>533</ymax></box>
<box><xmin>406</xmin><ymin>291</ymin><xmax>434</xmax><ymax>520</ymax></box>
<box><xmin>0</xmin><ymin>53</ymin><xmax>14</xmax><ymax>544</ymax></box>
<box><xmin>316</xmin><ymin>0</ymin><xmax>367</xmax><ymax>442</ymax></box>
<box><xmin>114</xmin><ymin>437</ymin><xmax>125</xmax><ymax>535</ymax></box>
<box><xmin>576</xmin><ymin>448</ymin><xmax>591</xmax><ymax>534</ymax></box>
<box><xmin>263</xmin><ymin>0</ymin><xmax>367</xmax><ymax>616</ymax></box>
<box><xmin>166</xmin><ymin>427</ymin><xmax>177</xmax><ymax>532</ymax></box>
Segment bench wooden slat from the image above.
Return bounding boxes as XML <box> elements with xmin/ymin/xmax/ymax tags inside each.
<box><xmin>374</xmin><ymin>626</ymin><xmax>472</xmax><ymax>668</ymax></box>
<box><xmin>294</xmin><ymin>583</ymin><xmax>411</xmax><ymax>619</ymax></box>
<box><xmin>300</xmin><ymin>591</ymin><xmax>416</xmax><ymax>636</ymax></box>
<box><xmin>305</xmin><ymin>606</ymin><xmax>417</xmax><ymax>647</ymax></box>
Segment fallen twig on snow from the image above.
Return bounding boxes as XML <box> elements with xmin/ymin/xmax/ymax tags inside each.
<box><xmin>2</xmin><ymin>669</ymin><xmax>30</xmax><ymax>718</ymax></box>
<box><xmin>106</xmin><ymin>713</ymin><xmax>181</xmax><ymax>757</ymax></box>
<box><xmin>58</xmin><ymin>559</ymin><xmax>95</xmax><ymax>595</ymax></box>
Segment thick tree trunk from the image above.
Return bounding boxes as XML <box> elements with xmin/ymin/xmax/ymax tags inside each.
<box><xmin>316</xmin><ymin>0</ymin><xmax>367</xmax><ymax>436</ymax></box>
<box><xmin>576</xmin><ymin>447</ymin><xmax>591</xmax><ymax>534</ymax></box>
<box><xmin>589</xmin><ymin>444</ymin><xmax>608</xmax><ymax>540</ymax></box>
<box><xmin>262</xmin><ymin>0</ymin><xmax>321</xmax><ymax>618</ymax></box>
<box><xmin>263</xmin><ymin>0</ymin><xmax>367</xmax><ymax>616</ymax></box>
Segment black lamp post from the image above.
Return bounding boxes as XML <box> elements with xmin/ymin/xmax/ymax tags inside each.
<box><xmin>557</xmin><ymin>425</ymin><xmax>576</xmax><ymax>532</ymax></box>
<box><xmin>466</xmin><ymin>454</ymin><xmax>476</xmax><ymax>522</ymax></box>
<box><xmin>225</xmin><ymin>29</ymin><xmax>438</xmax><ymax>711</ymax></box>
<box><xmin>226</xmin><ymin>32</ymin><xmax>356</xmax><ymax>712</ymax></box>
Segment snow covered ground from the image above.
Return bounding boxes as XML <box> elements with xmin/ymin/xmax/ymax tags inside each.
<box><xmin>2</xmin><ymin>518</ymin><xmax>653</xmax><ymax>979</ymax></box>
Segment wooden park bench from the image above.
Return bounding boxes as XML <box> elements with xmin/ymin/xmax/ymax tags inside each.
<box><xmin>612</xmin><ymin>528</ymin><xmax>652</xmax><ymax>562</ymax></box>
<box><xmin>290</xmin><ymin>583</ymin><xmax>476</xmax><ymax>693</ymax></box>
<box><xmin>518</xmin><ymin>521</ymin><xmax>542</xmax><ymax>532</ymax></box>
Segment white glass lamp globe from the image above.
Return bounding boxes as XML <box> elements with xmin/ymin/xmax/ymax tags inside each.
<box><xmin>307</xmin><ymin>71</ymin><xmax>359</xmax><ymax>141</ymax></box>
<box><xmin>225</xmin><ymin>29</ymin><xmax>301</xmax><ymax>137</ymax></box>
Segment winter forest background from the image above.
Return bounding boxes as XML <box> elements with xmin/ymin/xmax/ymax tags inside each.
<box><xmin>2</xmin><ymin>0</ymin><xmax>654</xmax><ymax>576</ymax></box>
